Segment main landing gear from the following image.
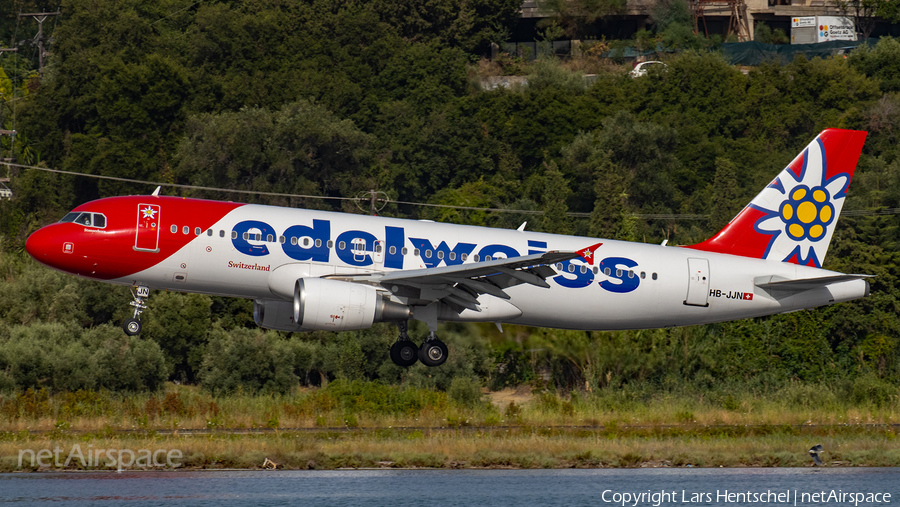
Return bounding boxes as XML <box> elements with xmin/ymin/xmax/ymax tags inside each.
<box><xmin>390</xmin><ymin>321</ymin><xmax>448</xmax><ymax>368</ymax></box>
<box><xmin>122</xmin><ymin>285</ymin><xmax>149</xmax><ymax>336</ymax></box>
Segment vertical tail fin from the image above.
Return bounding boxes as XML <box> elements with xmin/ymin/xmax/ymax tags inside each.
<box><xmin>688</xmin><ymin>129</ymin><xmax>867</xmax><ymax>267</ymax></box>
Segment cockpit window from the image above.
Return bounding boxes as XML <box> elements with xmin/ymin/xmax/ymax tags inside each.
<box><xmin>59</xmin><ymin>212</ymin><xmax>107</xmax><ymax>229</ymax></box>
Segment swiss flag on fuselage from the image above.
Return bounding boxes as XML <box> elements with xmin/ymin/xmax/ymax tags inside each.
<box><xmin>743</xmin><ymin>293</ymin><xmax>754</xmax><ymax>301</ymax></box>
<box><xmin>576</xmin><ymin>242</ymin><xmax>603</xmax><ymax>264</ymax></box>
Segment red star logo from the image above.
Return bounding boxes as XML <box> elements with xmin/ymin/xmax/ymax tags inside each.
<box><xmin>576</xmin><ymin>242</ymin><xmax>603</xmax><ymax>264</ymax></box>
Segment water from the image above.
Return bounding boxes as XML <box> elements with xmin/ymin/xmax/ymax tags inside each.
<box><xmin>0</xmin><ymin>468</ymin><xmax>897</xmax><ymax>506</ymax></box>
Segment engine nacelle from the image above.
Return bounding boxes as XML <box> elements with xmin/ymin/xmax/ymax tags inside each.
<box><xmin>253</xmin><ymin>299</ymin><xmax>304</xmax><ymax>332</ymax></box>
<box><xmin>254</xmin><ymin>278</ymin><xmax>410</xmax><ymax>332</ymax></box>
<box><xmin>278</xmin><ymin>277</ymin><xmax>409</xmax><ymax>332</ymax></box>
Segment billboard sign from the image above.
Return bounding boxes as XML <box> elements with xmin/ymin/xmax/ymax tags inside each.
<box><xmin>816</xmin><ymin>16</ymin><xmax>856</xmax><ymax>42</ymax></box>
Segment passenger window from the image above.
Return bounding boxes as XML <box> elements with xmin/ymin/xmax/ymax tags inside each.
<box><xmin>327</xmin><ymin>240</ymin><xmax>333</xmax><ymax>248</ymax></box>
<box><xmin>461</xmin><ymin>253</ymin><xmax>467</xmax><ymax>261</ymax></box>
<box><xmin>628</xmin><ymin>270</ymin><xmax>634</xmax><ymax>278</ymax></box>
<box><xmin>593</xmin><ymin>267</ymin><xmax>599</xmax><ymax>274</ymax></box>
<box><xmin>485</xmin><ymin>256</ymin><xmax>492</xmax><ymax>261</ymax></box>
<box><xmin>232</xmin><ymin>231</ymin><xmax>238</xmax><ymax>239</ymax></box>
<box><xmin>652</xmin><ymin>273</ymin><xmax>658</xmax><ymax>280</ymax></box>
<box><xmin>425</xmin><ymin>250</ymin><xmax>432</xmax><ymax>258</ymax></box>
<box><xmin>376</xmin><ymin>245</ymin><xmax>383</xmax><ymax>253</ymax></box>
<box><xmin>279</xmin><ymin>236</ymin><xmax>285</xmax><ymax>244</ymax></box>
<box><xmin>207</xmin><ymin>229</ymin><xmax>212</xmax><ymax>237</ymax></box>
<box><xmin>171</xmin><ymin>225</ymin><xmax>177</xmax><ymax>233</ymax></box>
<box><xmin>604</xmin><ymin>268</ymin><xmax>611</xmax><ymax>276</ymax></box>
<box><xmin>243</xmin><ymin>232</ymin><xmax>249</xmax><ymax>240</ymax></box>
<box><xmin>291</xmin><ymin>237</ymin><xmax>298</xmax><ymax>245</ymax></box>
<box><xmin>401</xmin><ymin>247</ymin><xmax>407</xmax><ymax>255</ymax></box>
<box><xmin>93</xmin><ymin>214</ymin><xmax>106</xmax><ymax>228</ymax></box>
<box><xmin>303</xmin><ymin>238</ymin><xmax>310</xmax><ymax>247</ymax></box>
<box><xmin>616</xmin><ymin>269</ymin><xmax>622</xmax><ymax>277</ymax></box>
<box><xmin>580</xmin><ymin>265</ymin><xmax>587</xmax><ymax>274</ymax></box>
<box><xmin>254</xmin><ymin>233</ymin><xmax>261</xmax><ymax>241</ymax></box>
<box><xmin>436</xmin><ymin>251</ymin><xmax>443</xmax><ymax>259</ymax></box>
<box><xmin>414</xmin><ymin>248</ymin><xmax>420</xmax><ymax>256</ymax></box>
<box><xmin>474</xmin><ymin>254</ymin><xmax>480</xmax><ymax>262</ymax></box>
<box><xmin>389</xmin><ymin>246</ymin><xmax>396</xmax><ymax>255</ymax></box>
<box><xmin>315</xmin><ymin>239</ymin><xmax>322</xmax><ymax>248</ymax></box>
<box><xmin>449</xmin><ymin>252</ymin><xmax>456</xmax><ymax>261</ymax></box>
<box><xmin>219</xmin><ymin>230</ymin><xmax>225</xmax><ymax>238</ymax></box>
<box><xmin>195</xmin><ymin>227</ymin><xmax>201</xmax><ymax>236</ymax></box>
<box><xmin>568</xmin><ymin>264</ymin><xmax>575</xmax><ymax>273</ymax></box>
<box><xmin>183</xmin><ymin>226</ymin><xmax>189</xmax><ymax>235</ymax></box>
<box><xmin>267</xmin><ymin>234</ymin><xmax>273</xmax><ymax>242</ymax></box>
<box><xmin>339</xmin><ymin>241</ymin><xmax>346</xmax><ymax>250</ymax></box>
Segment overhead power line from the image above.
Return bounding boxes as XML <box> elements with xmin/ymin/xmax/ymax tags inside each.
<box><xmin>4</xmin><ymin>162</ymin><xmax>899</xmax><ymax>219</ymax></box>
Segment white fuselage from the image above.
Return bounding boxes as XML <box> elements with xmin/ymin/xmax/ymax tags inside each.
<box><xmin>116</xmin><ymin>204</ymin><xmax>866</xmax><ymax>331</ymax></box>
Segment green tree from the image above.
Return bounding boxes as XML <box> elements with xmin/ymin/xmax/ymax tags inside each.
<box><xmin>539</xmin><ymin>160</ymin><xmax>572</xmax><ymax>234</ymax></box>
<box><xmin>708</xmin><ymin>157</ymin><xmax>740</xmax><ymax>232</ymax></box>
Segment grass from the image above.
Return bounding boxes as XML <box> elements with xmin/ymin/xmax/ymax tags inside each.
<box><xmin>1</xmin><ymin>382</ymin><xmax>898</xmax><ymax>471</ymax></box>
<box><xmin>2</xmin><ymin>426</ymin><xmax>898</xmax><ymax>472</ymax></box>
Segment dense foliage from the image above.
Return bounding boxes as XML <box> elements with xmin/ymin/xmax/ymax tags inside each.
<box><xmin>0</xmin><ymin>0</ymin><xmax>898</xmax><ymax>404</ymax></box>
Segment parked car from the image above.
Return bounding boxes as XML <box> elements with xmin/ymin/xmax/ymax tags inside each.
<box><xmin>630</xmin><ymin>61</ymin><xmax>667</xmax><ymax>78</ymax></box>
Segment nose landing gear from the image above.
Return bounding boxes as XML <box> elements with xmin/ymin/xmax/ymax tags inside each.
<box><xmin>388</xmin><ymin>322</ymin><xmax>449</xmax><ymax>368</ymax></box>
<box><xmin>122</xmin><ymin>285</ymin><xmax>149</xmax><ymax>336</ymax></box>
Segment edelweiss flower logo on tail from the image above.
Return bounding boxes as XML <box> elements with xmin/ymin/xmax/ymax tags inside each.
<box><xmin>748</xmin><ymin>138</ymin><xmax>850</xmax><ymax>267</ymax></box>
<box><xmin>686</xmin><ymin>129</ymin><xmax>866</xmax><ymax>266</ymax></box>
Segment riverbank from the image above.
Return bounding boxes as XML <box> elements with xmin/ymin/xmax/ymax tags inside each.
<box><xmin>3</xmin><ymin>423</ymin><xmax>898</xmax><ymax>472</ymax></box>
<box><xmin>2</xmin><ymin>382</ymin><xmax>898</xmax><ymax>471</ymax></box>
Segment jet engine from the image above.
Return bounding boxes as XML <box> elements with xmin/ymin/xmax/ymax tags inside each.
<box><xmin>253</xmin><ymin>278</ymin><xmax>409</xmax><ymax>332</ymax></box>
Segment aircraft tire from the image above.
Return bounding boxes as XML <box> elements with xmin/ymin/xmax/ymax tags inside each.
<box><xmin>122</xmin><ymin>318</ymin><xmax>142</xmax><ymax>336</ymax></box>
<box><xmin>418</xmin><ymin>339</ymin><xmax>448</xmax><ymax>367</ymax></box>
<box><xmin>390</xmin><ymin>340</ymin><xmax>419</xmax><ymax>367</ymax></box>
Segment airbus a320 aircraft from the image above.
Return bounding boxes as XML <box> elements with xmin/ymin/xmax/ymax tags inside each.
<box><xmin>26</xmin><ymin>129</ymin><xmax>871</xmax><ymax>368</ymax></box>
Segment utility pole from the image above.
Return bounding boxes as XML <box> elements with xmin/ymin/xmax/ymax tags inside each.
<box><xmin>0</xmin><ymin>130</ymin><xmax>13</xmax><ymax>199</ymax></box>
<box><xmin>19</xmin><ymin>11</ymin><xmax>61</xmax><ymax>76</ymax></box>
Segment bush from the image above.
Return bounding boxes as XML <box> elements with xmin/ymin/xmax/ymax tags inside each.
<box><xmin>848</xmin><ymin>373</ymin><xmax>898</xmax><ymax>408</ymax></box>
<box><xmin>199</xmin><ymin>328</ymin><xmax>297</xmax><ymax>395</ymax></box>
<box><xmin>448</xmin><ymin>376</ymin><xmax>484</xmax><ymax>408</ymax></box>
<box><xmin>0</xmin><ymin>322</ymin><xmax>168</xmax><ymax>392</ymax></box>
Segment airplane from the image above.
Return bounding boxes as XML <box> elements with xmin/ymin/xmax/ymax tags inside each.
<box><xmin>25</xmin><ymin>129</ymin><xmax>871</xmax><ymax>368</ymax></box>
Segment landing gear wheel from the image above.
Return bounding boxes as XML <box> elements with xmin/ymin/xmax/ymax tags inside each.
<box><xmin>122</xmin><ymin>318</ymin><xmax>142</xmax><ymax>336</ymax></box>
<box><xmin>390</xmin><ymin>340</ymin><xmax>419</xmax><ymax>367</ymax></box>
<box><xmin>418</xmin><ymin>338</ymin><xmax>448</xmax><ymax>367</ymax></box>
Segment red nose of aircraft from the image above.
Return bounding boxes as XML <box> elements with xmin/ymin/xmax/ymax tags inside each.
<box><xmin>25</xmin><ymin>226</ymin><xmax>50</xmax><ymax>262</ymax></box>
<box><xmin>25</xmin><ymin>225</ymin><xmax>63</xmax><ymax>268</ymax></box>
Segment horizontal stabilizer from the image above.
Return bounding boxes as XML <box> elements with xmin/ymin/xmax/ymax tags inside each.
<box><xmin>755</xmin><ymin>274</ymin><xmax>873</xmax><ymax>291</ymax></box>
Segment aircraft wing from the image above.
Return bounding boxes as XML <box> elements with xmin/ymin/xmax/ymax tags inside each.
<box><xmin>324</xmin><ymin>251</ymin><xmax>578</xmax><ymax>312</ymax></box>
<box><xmin>754</xmin><ymin>274</ymin><xmax>874</xmax><ymax>291</ymax></box>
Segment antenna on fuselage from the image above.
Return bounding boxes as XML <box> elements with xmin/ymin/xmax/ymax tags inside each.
<box><xmin>517</xmin><ymin>222</ymin><xmax>527</xmax><ymax>232</ymax></box>
<box><xmin>151</xmin><ymin>186</ymin><xmax>161</xmax><ymax>197</ymax></box>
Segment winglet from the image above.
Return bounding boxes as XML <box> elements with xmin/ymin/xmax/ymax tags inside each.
<box><xmin>576</xmin><ymin>242</ymin><xmax>603</xmax><ymax>264</ymax></box>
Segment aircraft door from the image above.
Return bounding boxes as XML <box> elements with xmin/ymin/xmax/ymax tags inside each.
<box><xmin>684</xmin><ymin>258</ymin><xmax>710</xmax><ymax>307</ymax></box>
<box><xmin>351</xmin><ymin>238</ymin><xmax>368</xmax><ymax>264</ymax></box>
<box><xmin>134</xmin><ymin>203</ymin><xmax>161</xmax><ymax>252</ymax></box>
<box><xmin>373</xmin><ymin>240</ymin><xmax>385</xmax><ymax>265</ymax></box>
